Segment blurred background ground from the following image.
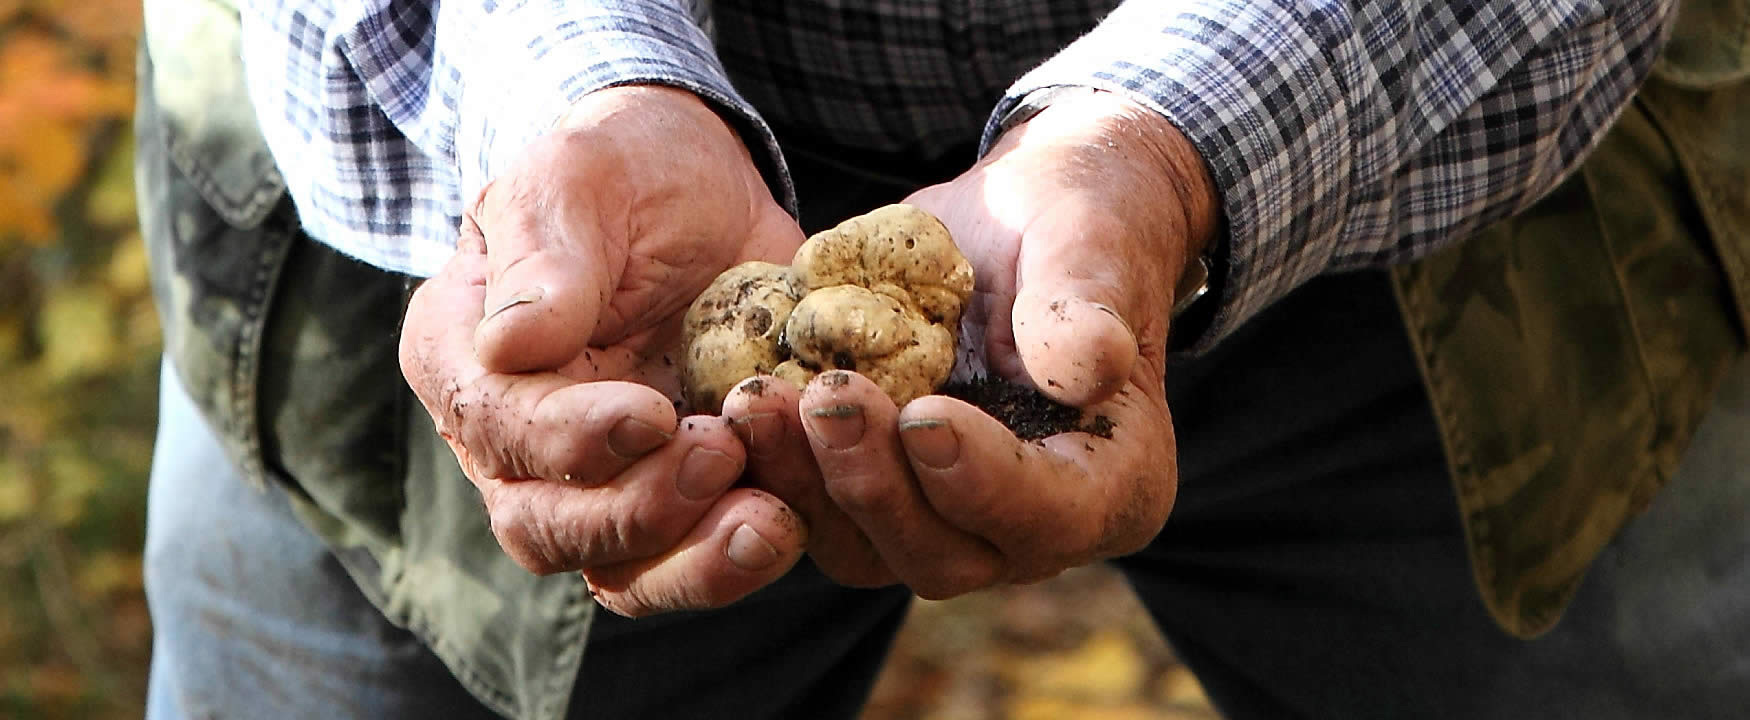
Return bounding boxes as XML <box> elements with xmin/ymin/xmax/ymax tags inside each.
<box><xmin>0</xmin><ymin>2</ymin><xmax>1215</xmax><ymax>717</ymax></box>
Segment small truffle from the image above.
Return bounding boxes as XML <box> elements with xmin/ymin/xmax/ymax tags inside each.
<box><xmin>680</xmin><ymin>204</ymin><xmax>975</xmax><ymax>411</ymax></box>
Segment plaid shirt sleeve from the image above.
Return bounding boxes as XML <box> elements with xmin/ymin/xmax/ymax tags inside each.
<box><xmin>988</xmin><ymin>0</ymin><xmax>1676</xmax><ymax>351</ymax></box>
<box><xmin>240</xmin><ymin>0</ymin><xmax>789</xmax><ymax>278</ymax></box>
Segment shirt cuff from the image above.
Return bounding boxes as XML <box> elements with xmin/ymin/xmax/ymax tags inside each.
<box><xmin>451</xmin><ymin>1</ymin><xmax>795</xmax><ymax>215</ymax></box>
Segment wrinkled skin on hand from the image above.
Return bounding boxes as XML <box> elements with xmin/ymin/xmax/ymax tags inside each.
<box><xmin>722</xmin><ymin>91</ymin><xmax>1219</xmax><ymax>597</ymax></box>
<box><xmin>398</xmin><ymin>86</ymin><xmax>810</xmax><ymax>618</ymax></box>
<box><xmin>681</xmin><ymin>204</ymin><xmax>975</xmax><ymax>412</ymax></box>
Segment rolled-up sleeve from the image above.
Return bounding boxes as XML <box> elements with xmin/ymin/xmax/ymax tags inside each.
<box><xmin>986</xmin><ymin>0</ymin><xmax>1676</xmax><ymax>351</ymax></box>
<box><xmin>243</xmin><ymin>0</ymin><xmax>790</xmax><ymax>277</ymax></box>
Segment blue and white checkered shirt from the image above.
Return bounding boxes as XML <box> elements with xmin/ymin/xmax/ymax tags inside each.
<box><xmin>238</xmin><ymin>0</ymin><xmax>1674</xmax><ymax>346</ymax></box>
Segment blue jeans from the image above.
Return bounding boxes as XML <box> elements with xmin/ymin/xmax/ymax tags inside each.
<box><xmin>145</xmin><ymin>268</ymin><xmax>1750</xmax><ymax>719</ymax></box>
<box><xmin>144</xmin><ymin>357</ymin><xmax>910</xmax><ymax>719</ymax></box>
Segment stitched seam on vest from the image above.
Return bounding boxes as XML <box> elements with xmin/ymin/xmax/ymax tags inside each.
<box><xmin>234</xmin><ymin>216</ymin><xmax>294</xmax><ymax>490</ymax></box>
<box><xmin>1389</xmin><ymin>272</ymin><xmax>1499</xmax><ymax>623</ymax></box>
<box><xmin>383</xmin><ymin>414</ymin><xmax>521</xmax><ymax>718</ymax></box>
<box><xmin>417</xmin><ymin>611</ymin><xmax>521</xmax><ymax>718</ymax></box>
<box><xmin>160</xmin><ymin>108</ymin><xmax>287</xmax><ymax>230</ymax></box>
<box><xmin>544</xmin><ymin>584</ymin><xmax>592</xmax><ymax>720</ymax></box>
<box><xmin>1581</xmin><ymin>163</ymin><xmax>1667</xmax><ymax>480</ymax></box>
<box><xmin>1642</xmin><ymin>90</ymin><xmax>1750</xmax><ymax>345</ymax></box>
<box><xmin>1698</xmin><ymin>167</ymin><xmax>1750</xmax><ymax>336</ymax></box>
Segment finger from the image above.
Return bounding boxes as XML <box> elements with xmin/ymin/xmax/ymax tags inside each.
<box><xmin>897</xmin><ymin>392</ymin><xmax>1178</xmax><ymax>568</ymax></box>
<box><xmin>400</xmin><ymin>246</ymin><xmax>677</xmax><ymax>485</ymax></box>
<box><xmin>479</xmin><ymin>415</ymin><xmax>746</xmax><ymax>574</ymax></box>
<box><xmin>800</xmin><ymin>371</ymin><xmax>1004</xmax><ymax>599</ymax></box>
<box><xmin>459</xmin><ymin>379</ymin><xmax>680</xmax><ymax>484</ymax></box>
<box><xmin>1011</xmin><ymin>203</ymin><xmax>1174</xmax><ymax>406</ymax></box>
<box><xmin>582</xmin><ymin>488</ymin><xmax>806</xmax><ymax>617</ymax></box>
<box><xmin>400</xmin><ymin>240</ymin><xmax>490</xmax><ymax>443</ymax></box>
<box><xmin>722</xmin><ymin>376</ymin><xmax>896</xmax><ymax>589</ymax></box>
<box><xmin>467</xmin><ymin>171</ymin><xmax>621</xmax><ymax>374</ymax></box>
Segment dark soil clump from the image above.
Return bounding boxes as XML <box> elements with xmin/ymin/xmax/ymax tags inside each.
<box><xmin>940</xmin><ymin>376</ymin><xmax>1117</xmax><ymax>441</ymax></box>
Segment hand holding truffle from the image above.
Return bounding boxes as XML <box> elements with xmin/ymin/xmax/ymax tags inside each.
<box><xmin>723</xmin><ymin>91</ymin><xmax>1219</xmax><ymax>596</ymax></box>
<box><xmin>398</xmin><ymin>86</ymin><xmax>810</xmax><ymax>618</ymax></box>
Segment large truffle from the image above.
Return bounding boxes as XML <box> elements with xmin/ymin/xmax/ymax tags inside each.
<box><xmin>681</xmin><ymin>204</ymin><xmax>975</xmax><ymax>412</ymax></box>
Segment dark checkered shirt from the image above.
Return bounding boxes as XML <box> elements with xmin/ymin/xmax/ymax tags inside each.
<box><xmin>238</xmin><ymin>0</ymin><xmax>1674</xmax><ymax>345</ymax></box>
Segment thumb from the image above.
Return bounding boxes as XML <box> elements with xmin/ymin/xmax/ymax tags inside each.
<box><xmin>1010</xmin><ymin>206</ymin><xmax>1173</xmax><ymax>407</ymax></box>
<box><xmin>468</xmin><ymin>178</ymin><xmax>622</xmax><ymax>374</ymax></box>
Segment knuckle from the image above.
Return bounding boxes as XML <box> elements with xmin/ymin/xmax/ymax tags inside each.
<box><xmin>488</xmin><ymin>504</ymin><xmax>565</xmax><ymax>575</ymax></box>
<box><xmin>823</xmin><ymin>471</ymin><xmax>904</xmax><ymax>519</ymax></box>
<box><xmin>535</xmin><ymin>431</ymin><xmax>595</xmax><ymax>484</ymax></box>
<box><xmin>609</xmin><ymin>502</ymin><xmax>693</xmax><ymax>559</ymax></box>
<box><xmin>609</xmin><ymin>576</ymin><xmax>719</xmax><ymax>618</ymax></box>
<box><xmin>464</xmin><ymin>430</ymin><xmax>514</xmax><ymax>480</ymax></box>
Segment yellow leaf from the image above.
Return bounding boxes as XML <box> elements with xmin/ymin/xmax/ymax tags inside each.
<box><xmin>46</xmin><ymin>450</ymin><xmax>103</xmax><ymax>525</ymax></box>
<box><xmin>0</xmin><ymin>368</ymin><xmax>54</xmax><ymax>442</ymax></box>
<box><xmin>123</xmin><ymin>294</ymin><xmax>163</xmax><ymax>354</ymax></box>
<box><xmin>106</xmin><ymin>232</ymin><xmax>150</xmax><ymax>297</ymax></box>
<box><xmin>0</xmin><ymin>459</ymin><xmax>33</xmax><ymax>522</ymax></box>
<box><xmin>37</xmin><ymin>285</ymin><xmax>118</xmax><ymax>380</ymax></box>
<box><xmin>1004</xmin><ymin>629</ymin><xmax>1148</xmax><ymax>702</ymax></box>
<box><xmin>1156</xmin><ymin>666</ymin><xmax>1212</xmax><ymax>710</ymax></box>
<box><xmin>1008</xmin><ymin>697</ymin><xmax>1171</xmax><ymax>720</ymax></box>
<box><xmin>87</xmin><ymin>134</ymin><xmax>139</xmax><ymax>229</ymax></box>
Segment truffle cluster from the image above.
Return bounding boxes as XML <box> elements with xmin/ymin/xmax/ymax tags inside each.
<box><xmin>681</xmin><ymin>204</ymin><xmax>976</xmax><ymax>412</ymax></box>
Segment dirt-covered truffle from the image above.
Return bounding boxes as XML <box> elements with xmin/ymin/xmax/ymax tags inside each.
<box><xmin>680</xmin><ymin>262</ymin><xmax>804</xmax><ymax>414</ymax></box>
<box><xmin>680</xmin><ymin>204</ymin><xmax>975</xmax><ymax>412</ymax></box>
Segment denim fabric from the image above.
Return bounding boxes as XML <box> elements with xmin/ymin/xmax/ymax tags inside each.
<box><xmin>145</xmin><ymin>359</ymin><xmax>912</xmax><ymax>720</ymax></box>
<box><xmin>144</xmin><ymin>361</ymin><xmax>503</xmax><ymax>720</ymax></box>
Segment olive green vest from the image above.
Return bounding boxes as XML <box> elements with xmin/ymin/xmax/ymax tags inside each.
<box><xmin>1390</xmin><ymin>0</ymin><xmax>1750</xmax><ymax>638</ymax></box>
<box><xmin>140</xmin><ymin>0</ymin><xmax>1750</xmax><ymax>716</ymax></box>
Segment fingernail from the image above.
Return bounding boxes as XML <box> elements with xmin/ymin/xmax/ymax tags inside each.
<box><xmin>1088</xmin><ymin>301</ymin><xmax>1136</xmax><ymax>338</ymax></box>
<box><xmin>482</xmin><ymin>287</ymin><xmax>545</xmax><ymax>325</ymax></box>
<box><xmin>805</xmin><ymin>404</ymin><xmax>864</xmax><ymax>450</ymax></box>
<box><xmin>731</xmin><ymin>412</ymin><xmax>786</xmax><ymax>451</ymax></box>
<box><xmin>677</xmin><ymin>447</ymin><xmax>739</xmax><ymax>501</ymax></box>
<box><xmin>726</xmin><ymin>524</ymin><xmax>779</xmax><ymax>571</ymax></box>
<box><xmin>899</xmin><ymin>418</ymin><xmax>959</xmax><ymax>469</ymax></box>
<box><xmin>608</xmin><ymin>417</ymin><xmax>671</xmax><ymax>459</ymax></box>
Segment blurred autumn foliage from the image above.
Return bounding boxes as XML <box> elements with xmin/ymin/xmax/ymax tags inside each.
<box><xmin>0</xmin><ymin>2</ymin><xmax>1217</xmax><ymax>718</ymax></box>
<box><xmin>0</xmin><ymin>0</ymin><xmax>158</xmax><ymax>717</ymax></box>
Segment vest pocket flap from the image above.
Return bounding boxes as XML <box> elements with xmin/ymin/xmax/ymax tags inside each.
<box><xmin>1653</xmin><ymin>0</ymin><xmax>1750</xmax><ymax>89</ymax></box>
<box><xmin>144</xmin><ymin>0</ymin><xmax>285</xmax><ymax>229</ymax></box>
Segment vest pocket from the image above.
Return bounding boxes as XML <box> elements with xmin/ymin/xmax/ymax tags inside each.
<box><xmin>138</xmin><ymin>42</ymin><xmax>294</xmax><ymax>490</ymax></box>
